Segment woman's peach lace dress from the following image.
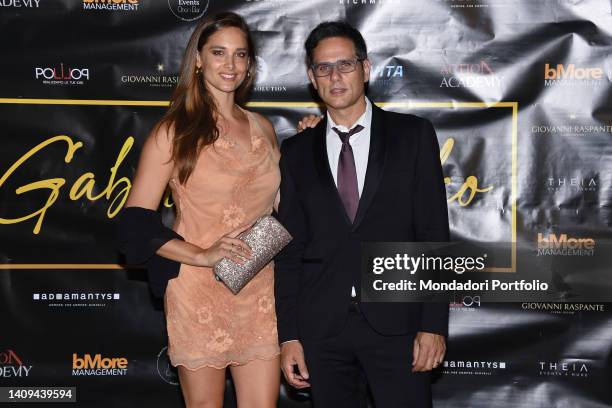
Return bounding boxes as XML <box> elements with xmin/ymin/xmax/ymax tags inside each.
<box><xmin>164</xmin><ymin>110</ymin><xmax>280</xmax><ymax>369</ymax></box>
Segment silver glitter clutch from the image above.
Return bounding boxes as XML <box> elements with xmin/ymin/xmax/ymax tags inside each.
<box><xmin>213</xmin><ymin>215</ymin><xmax>292</xmax><ymax>294</ymax></box>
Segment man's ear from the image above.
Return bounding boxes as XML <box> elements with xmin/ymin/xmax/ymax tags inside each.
<box><xmin>362</xmin><ymin>58</ymin><xmax>371</xmax><ymax>83</ymax></box>
<box><xmin>307</xmin><ymin>68</ymin><xmax>318</xmax><ymax>90</ymax></box>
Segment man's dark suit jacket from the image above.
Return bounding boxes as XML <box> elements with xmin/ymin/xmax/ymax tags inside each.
<box><xmin>274</xmin><ymin>104</ymin><xmax>450</xmax><ymax>344</ymax></box>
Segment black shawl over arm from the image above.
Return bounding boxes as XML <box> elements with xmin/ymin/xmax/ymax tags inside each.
<box><xmin>116</xmin><ymin>207</ymin><xmax>184</xmax><ymax>298</ymax></box>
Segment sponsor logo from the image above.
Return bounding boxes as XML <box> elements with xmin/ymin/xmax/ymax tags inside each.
<box><xmin>370</xmin><ymin>62</ymin><xmax>405</xmax><ymax>88</ymax></box>
<box><xmin>440</xmin><ymin>60</ymin><xmax>504</xmax><ymax>89</ymax></box>
<box><xmin>338</xmin><ymin>0</ymin><xmax>402</xmax><ymax>5</ymax></box>
<box><xmin>438</xmin><ymin>0</ymin><xmax>512</xmax><ymax>9</ymax></box>
<box><xmin>33</xmin><ymin>292</ymin><xmax>121</xmax><ymax>307</ymax></box>
<box><xmin>536</xmin><ymin>233</ymin><xmax>595</xmax><ymax>256</ymax></box>
<box><xmin>521</xmin><ymin>302</ymin><xmax>605</xmax><ymax>315</ymax></box>
<box><xmin>0</xmin><ymin>350</ymin><xmax>33</xmax><ymax>378</ymax></box>
<box><xmin>531</xmin><ymin>110</ymin><xmax>612</xmax><ymax>136</ymax></box>
<box><xmin>120</xmin><ymin>63</ymin><xmax>179</xmax><ymax>88</ymax></box>
<box><xmin>253</xmin><ymin>56</ymin><xmax>287</xmax><ymax>93</ymax></box>
<box><xmin>156</xmin><ymin>347</ymin><xmax>179</xmax><ymax>385</ymax></box>
<box><xmin>450</xmin><ymin>294</ymin><xmax>481</xmax><ymax>311</ymax></box>
<box><xmin>442</xmin><ymin>360</ymin><xmax>506</xmax><ymax>376</ymax></box>
<box><xmin>168</xmin><ymin>0</ymin><xmax>209</xmax><ymax>21</ymax></box>
<box><xmin>538</xmin><ymin>361</ymin><xmax>589</xmax><ymax>378</ymax></box>
<box><xmin>545</xmin><ymin>177</ymin><xmax>597</xmax><ymax>193</ymax></box>
<box><xmin>83</xmin><ymin>0</ymin><xmax>139</xmax><ymax>11</ymax></box>
<box><xmin>34</xmin><ymin>63</ymin><xmax>90</xmax><ymax>86</ymax></box>
<box><xmin>0</xmin><ymin>0</ymin><xmax>40</xmax><ymax>8</ymax></box>
<box><xmin>544</xmin><ymin>63</ymin><xmax>607</xmax><ymax>87</ymax></box>
<box><xmin>72</xmin><ymin>353</ymin><xmax>128</xmax><ymax>376</ymax></box>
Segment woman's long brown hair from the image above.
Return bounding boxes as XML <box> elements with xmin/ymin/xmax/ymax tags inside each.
<box><xmin>157</xmin><ymin>12</ymin><xmax>257</xmax><ymax>184</ymax></box>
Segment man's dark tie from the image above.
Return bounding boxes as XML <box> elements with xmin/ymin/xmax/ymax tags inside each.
<box><xmin>332</xmin><ymin>124</ymin><xmax>364</xmax><ymax>223</ymax></box>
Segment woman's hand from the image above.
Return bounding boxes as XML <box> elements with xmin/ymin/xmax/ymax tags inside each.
<box><xmin>195</xmin><ymin>225</ymin><xmax>253</xmax><ymax>267</ymax></box>
<box><xmin>297</xmin><ymin>114</ymin><xmax>323</xmax><ymax>132</ymax></box>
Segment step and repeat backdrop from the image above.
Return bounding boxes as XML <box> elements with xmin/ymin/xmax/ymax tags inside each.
<box><xmin>1</xmin><ymin>0</ymin><xmax>611</xmax><ymax>407</ymax></box>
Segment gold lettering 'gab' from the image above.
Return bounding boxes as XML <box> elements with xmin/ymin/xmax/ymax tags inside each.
<box><xmin>0</xmin><ymin>135</ymin><xmax>133</xmax><ymax>234</ymax></box>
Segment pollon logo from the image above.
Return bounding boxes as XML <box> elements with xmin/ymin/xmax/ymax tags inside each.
<box><xmin>34</xmin><ymin>64</ymin><xmax>90</xmax><ymax>85</ymax></box>
<box><xmin>450</xmin><ymin>294</ymin><xmax>481</xmax><ymax>311</ymax></box>
<box><xmin>0</xmin><ymin>349</ymin><xmax>33</xmax><ymax>378</ymax></box>
<box><xmin>72</xmin><ymin>353</ymin><xmax>128</xmax><ymax>376</ymax></box>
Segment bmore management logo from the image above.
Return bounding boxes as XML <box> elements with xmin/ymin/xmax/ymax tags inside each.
<box><xmin>544</xmin><ymin>63</ymin><xmax>608</xmax><ymax>87</ymax></box>
<box><xmin>83</xmin><ymin>0</ymin><xmax>140</xmax><ymax>11</ymax></box>
<box><xmin>72</xmin><ymin>353</ymin><xmax>128</xmax><ymax>376</ymax></box>
<box><xmin>536</xmin><ymin>233</ymin><xmax>595</xmax><ymax>256</ymax></box>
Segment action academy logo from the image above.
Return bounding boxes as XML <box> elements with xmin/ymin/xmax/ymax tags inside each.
<box><xmin>72</xmin><ymin>353</ymin><xmax>128</xmax><ymax>376</ymax></box>
<box><xmin>0</xmin><ymin>349</ymin><xmax>33</xmax><ymax>378</ymax></box>
<box><xmin>440</xmin><ymin>60</ymin><xmax>504</xmax><ymax>89</ymax></box>
<box><xmin>0</xmin><ymin>0</ymin><xmax>40</xmax><ymax>8</ymax></box>
<box><xmin>168</xmin><ymin>0</ymin><xmax>209</xmax><ymax>21</ymax></box>
<box><xmin>83</xmin><ymin>0</ymin><xmax>140</xmax><ymax>11</ymax></box>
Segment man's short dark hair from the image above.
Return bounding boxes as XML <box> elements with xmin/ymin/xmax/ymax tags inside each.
<box><xmin>305</xmin><ymin>21</ymin><xmax>368</xmax><ymax>66</ymax></box>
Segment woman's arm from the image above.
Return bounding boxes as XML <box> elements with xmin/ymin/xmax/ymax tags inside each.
<box><xmin>124</xmin><ymin>123</ymin><xmax>250</xmax><ymax>267</ymax></box>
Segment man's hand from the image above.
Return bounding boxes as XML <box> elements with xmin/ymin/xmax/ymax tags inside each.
<box><xmin>412</xmin><ymin>331</ymin><xmax>446</xmax><ymax>372</ymax></box>
<box><xmin>280</xmin><ymin>341</ymin><xmax>310</xmax><ymax>388</ymax></box>
<box><xmin>297</xmin><ymin>114</ymin><xmax>323</xmax><ymax>132</ymax></box>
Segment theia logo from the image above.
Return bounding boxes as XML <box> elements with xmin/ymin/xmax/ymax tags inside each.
<box><xmin>539</xmin><ymin>361</ymin><xmax>589</xmax><ymax>378</ymax></box>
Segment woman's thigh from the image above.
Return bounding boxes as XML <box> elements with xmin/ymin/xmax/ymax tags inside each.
<box><xmin>229</xmin><ymin>357</ymin><xmax>280</xmax><ymax>408</ymax></box>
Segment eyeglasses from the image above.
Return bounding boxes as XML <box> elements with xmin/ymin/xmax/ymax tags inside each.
<box><xmin>311</xmin><ymin>58</ymin><xmax>364</xmax><ymax>77</ymax></box>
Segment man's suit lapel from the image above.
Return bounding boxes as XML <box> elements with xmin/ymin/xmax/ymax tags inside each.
<box><xmin>312</xmin><ymin>117</ymin><xmax>353</xmax><ymax>226</ymax></box>
<box><xmin>352</xmin><ymin>105</ymin><xmax>387</xmax><ymax>230</ymax></box>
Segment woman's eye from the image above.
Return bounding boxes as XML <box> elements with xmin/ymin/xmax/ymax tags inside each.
<box><xmin>236</xmin><ymin>52</ymin><xmax>247</xmax><ymax>58</ymax></box>
<box><xmin>212</xmin><ymin>50</ymin><xmax>223</xmax><ymax>56</ymax></box>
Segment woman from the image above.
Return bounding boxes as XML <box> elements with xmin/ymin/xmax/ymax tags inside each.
<box><xmin>119</xmin><ymin>12</ymin><xmax>317</xmax><ymax>408</ymax></box>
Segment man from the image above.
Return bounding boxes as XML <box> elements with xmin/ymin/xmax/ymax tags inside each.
<box><xmin>275</xmin><ymin>21</ymin><xmax>449</xmax><ymax>407</ymax></box>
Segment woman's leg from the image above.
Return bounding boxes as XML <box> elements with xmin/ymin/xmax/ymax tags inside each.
<box><xmin>177</xmin><ymin>365</ymin><xmax>226</xmax><ymax>408</ymax></box>
<box><xmin>230</xmin><ymin>357</ymin><xmax>281</xmax><ymax>408</ymax></box>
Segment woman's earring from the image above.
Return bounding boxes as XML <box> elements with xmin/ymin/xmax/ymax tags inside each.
<box><xmin>195</xmin><ymin>66</ymin><xmax>202</xmax><ymax>75</ymax></box>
